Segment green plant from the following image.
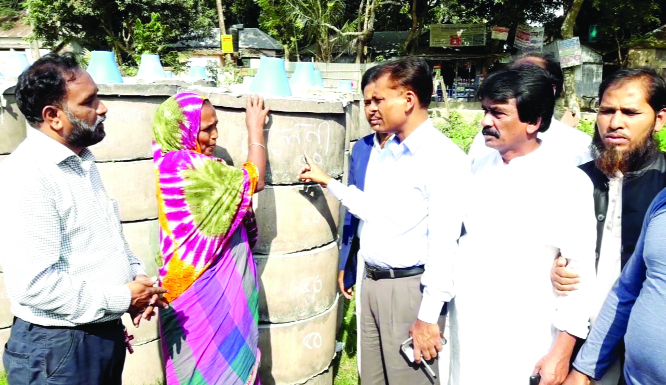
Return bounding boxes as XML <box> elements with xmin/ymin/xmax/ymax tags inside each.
<box><xmin>119</xmin><ymin>65</ymin><xmax>138</xmax><ymax>77</ymax></box>
<box><xmin>577</xmin><ymin>118</ymin><xmax>595</xmax><ymax>138</ymax></box>
<box><xmin>433</xmin><ymin>111</ymin><xmax>482</xmax><ymax>153</ymax></box>
<box><xmin>163</xmin><ymin>51</ymin><xmax>189</xmax><ymax>75</ymax></box>
<box><xmin>211</xmin><ymin>61</ymin><xmax>243</xmax><ymax>87</ymax></box>
<box><xmin>332</xmin><ymin>293</ymin><xmax>358</xmax><ymax>385</ymax></box>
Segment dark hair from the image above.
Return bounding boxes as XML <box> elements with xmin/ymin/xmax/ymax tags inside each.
<box><xmin>369</xmin><ymin>57</ymin><xmax>432</xmax><ymax>109</ymax></box>
<box><xmin>15</xmin><ymin>52</ymin><xmax>82</xmax><ymax>128</ymax></box>
<box><xmin>478</xmin><ymin>66</ymin><xmax>555</xmax><ymax>132</ymax></box>
<box><xmin>361</xmin><ymin>65</ymin><xmax>380</xmax><ymax>91</ymax></box>
<box><xmin>598</xmin><ymin>68</ymin><xmax>666</xmax><ymax>114</ymax></box>
<box><xmin>509</xmin><ymin>53</ymin><xmax>563</xmax><ymax>100</ymax></box>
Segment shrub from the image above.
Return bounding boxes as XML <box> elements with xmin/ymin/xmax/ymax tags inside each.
<box><xmin>433</xmin><ymin>111</ymin><xmax>481</xmax><ymax>153</ymax></box>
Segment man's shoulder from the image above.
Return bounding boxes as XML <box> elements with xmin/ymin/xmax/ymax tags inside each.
<box><xmin>423</xmin><ymin>126</ymin><xmax>467</xmax><ymax>158</ymax></box>
<box><xmin>0</xmin><ymin>141</ymin><xmax>52</xmax><ymax>193</ymax></box>
<box><xmin>546</xmin><ymin>119</ymin><xmax>592</xmax><ymax>143</ymax></box>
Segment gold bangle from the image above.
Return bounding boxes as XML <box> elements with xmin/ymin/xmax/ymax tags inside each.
<box><xmin>248</xmin><ymin>142</ymin><xmax>266</xmax><ymax>151</ymax></box>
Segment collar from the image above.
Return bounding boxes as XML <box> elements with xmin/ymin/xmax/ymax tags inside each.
<box><xmin>28</xmin><ymin>129</ymin><xmax>95</xmax><ymax>165</ymax></box>
<box><xmin>503</xmin><ymin>141</ymin><xmax>545</xmax><ymax>166</ymax></box>
<box><xmin>372</xmin><ymin>132</ymin><xmax>395</xmax><ymax>149</ymax></box>
<box><xmin>399</xmin><ymin>118</ymin><xmax>433</xmax><ymax>156</ymax></box>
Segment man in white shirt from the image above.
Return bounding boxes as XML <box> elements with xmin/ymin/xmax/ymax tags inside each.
<box><xmin>449</xmin><ymin>66</ymin><xmax>596</xmax><ymax>385</ymax></box>
<box><xmin>467</xmin><ymin>53</ymin><xmax>592</xmax><ymax>166</ymax></box>
<box><xmin>300</xmin><ymin>57</ymin><xmax>470</xmax><ymax>384</ymax></box>
<box><xmin>0</xmin><ymin>53</ymin><xmax>167</xmax><ymax>385</ymax></box>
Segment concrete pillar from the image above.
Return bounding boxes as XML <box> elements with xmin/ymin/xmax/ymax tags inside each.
<box><xmin>202</xmin><ymin>90</ymin><xmax>349</xmax><ymax>385</ymax></box>
<box><xmin>0</xmin><ymin>90</ymin><xmax>27</xmax><ymax>155</ymax></box>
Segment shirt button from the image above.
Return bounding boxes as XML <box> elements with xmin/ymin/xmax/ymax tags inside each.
<box><xmin>597</xmin><ymin>214</ymin><xmax>606</xmax><ymax>221</ymax></box>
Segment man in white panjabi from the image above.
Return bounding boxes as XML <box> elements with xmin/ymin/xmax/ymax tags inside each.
<box><xmin>448</xmin><ymin>66</ymin><xmax>597</xmax><ymax>385</ymax></box>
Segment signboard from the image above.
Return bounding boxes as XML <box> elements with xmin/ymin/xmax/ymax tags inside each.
<box><xmin>514</xmin><ymin>25</ymin><xmax>544</xmax><ymax>52</ymax></box>
<box><xmin>491</xmin><ymin>26</ymin><xmax>509</xmax><ymax>40</ymax></box>
<box><xmin>430</xmin><ymin>24</ymin><xmax>486</xmax><ymax>47</ymax></box>
<box><xmin>558</xmin><ymin>37</ymin><xmax>582</xmax><ymax>68</ymax></box>
<box><xmin>221</xmin><ymin>35</ymin><xmax>234</xmax><ymax>53</ymax></box>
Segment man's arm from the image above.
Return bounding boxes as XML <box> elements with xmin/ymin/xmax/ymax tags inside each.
<box><xmin>411</xmin><ymin>149</ymin><xmax>470</xmax><ymax>363</ymax></box>
<box><xmin>338</xmin><ymin>142</ymin><xmax>359</xmax><ymax>300</ymax></box>
<box><xmin>0</xmin><ymin>181</ymin><xmax>132</xmax><ymax>324</ymax></box>
<box><xmin>535</xmin><ymin>172</ymin><xmax>597</xmax><ymax>385</ymax></box>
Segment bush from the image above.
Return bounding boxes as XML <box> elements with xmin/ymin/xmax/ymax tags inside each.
<box><xmin>432</xmin><ymin>111</ymin><xmax>482</xmax><ymax>153</ymax></box>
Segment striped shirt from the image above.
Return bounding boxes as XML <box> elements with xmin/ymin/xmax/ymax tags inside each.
<box><xmin>0</xmin><ymin>129</ymin><xmax>145</xmax><ymax>326</ymax></box>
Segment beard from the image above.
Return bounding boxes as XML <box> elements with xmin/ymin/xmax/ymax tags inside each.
<box><xmin>64</xmin><ymin>108</ymin><xmax>106</xmax><ymax>148</ymax></box>
<box><xmin>591</xmin><ymin>125</ymin><xmax>658</xmax><ymax>177</ymax></box>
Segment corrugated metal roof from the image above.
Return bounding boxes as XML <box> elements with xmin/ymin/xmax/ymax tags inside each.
<box><xmin>0</xmin><ymin>18</ymin><xmax>32</xmax><ymax>38</ymax></box>
<box><xmin>174</xmin><ymin>28</ymin><xmax>283</xmax><ymax>51</ymax></box>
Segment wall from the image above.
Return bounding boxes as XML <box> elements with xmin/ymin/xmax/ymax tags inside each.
<box><xmin>0</xmin><ymin>84</ymin><xmax>358</xmax><ymax>385</ymax></box>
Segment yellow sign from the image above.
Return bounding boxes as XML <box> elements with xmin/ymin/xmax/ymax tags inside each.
<box><xmin>221</xmin><ymin>35</ymin><xmax>234</xmax><ymax>53</ymax></box>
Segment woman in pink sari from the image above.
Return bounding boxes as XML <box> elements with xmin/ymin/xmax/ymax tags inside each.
<box><xmin>152</xmin><ymin>92</ymin><xmax>269</xmax><ymax>385</ymax></box>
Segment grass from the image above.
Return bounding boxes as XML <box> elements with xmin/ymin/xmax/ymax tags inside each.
<box><xmin>0</xmin><ymin>371</ymin><xmax>6</xmax><ymax>385</ymax></box>
<box><xmin>332</xmin><ymin>292</ymin><xmax>359</xmax><ymax>385</ymax></box>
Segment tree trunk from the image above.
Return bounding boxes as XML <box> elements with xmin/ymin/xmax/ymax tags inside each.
<box><xmin>356</xmin><ymin>0</ymin><xmax>377</xmax><ymax>63</ymax></box>
<box><xmin>560</xmin><ymin>0</ymin><xmax>584</xmax><ymax>115</ymax></box>
<box><xmin>215</xmin><ymin>0</ymin><xmax>226</xmax><ymax>34</ymax></box>
<box><xmin>403</xmin><ymin>0</ymin><xmax>419</xmax><ymax>53</ymax></box>
<box><xmin>283</xmin><ymin>44</ymin><xmax>290</xmax><ymax>63</ymax></box>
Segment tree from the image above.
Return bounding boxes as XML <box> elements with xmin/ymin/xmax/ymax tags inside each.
<box><xmin>578</xmin><ymin>0</ymin><xmax>662</xmax><ymax>66</ymax></box>
<box><xmin>404</xmin><ymin>0</ymin><xmax>443</xmax><ymax>53</ymax></box>
<box><xmin>287</xmin><ymin>0</ymin><xmax>345</xmax><ymax>62</ymax></box>
<box><xmin>560</xmin><ymin>0</ymin><xmax>584</xmax><ymax>115</ymax></box>
<box><xmin>25</xmin><ymin>0</ymin><xmax>216</xmax><ymax>63</ymax></box>
<box><xmin>256</xmin><ymin>0</ymin><xmax>303</xmax><ymax>60</ymax></box>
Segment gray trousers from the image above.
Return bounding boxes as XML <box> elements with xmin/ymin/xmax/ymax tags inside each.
<box><xmin>360</xmin><ymin>273</ymin><xmax>445</xmax><ymax>385</ymax></box>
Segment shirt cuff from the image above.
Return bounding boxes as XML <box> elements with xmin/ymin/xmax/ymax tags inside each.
<box><xmin>326</xmin><ymin>179</ymin><xmax>347</xmax><ymax>201</ymax></box>
<box><xmin>131</xmin><ymin>264</ymin><xmax>147</xmax><ymax>279</ymax></box>
<box><xmin>553</xmin><ymin>317</ymin><xmax>589</xmax><ymax>340</ymax></box>
<box><xmin>572</xmin><ymin>362</ymin><xmax>598</xmax><ymax>381</ymax></box>
<box><xmin>417</xmin><ymin>294</ymin><xmax>446</xmax><ymax>324</ymax></box>
<box><xmin>106</xmin><ymin>284</ymin><xmax>132</xmax><ymax>314</ymax></box>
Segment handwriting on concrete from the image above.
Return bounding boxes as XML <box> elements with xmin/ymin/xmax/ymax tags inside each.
<box><xmin>303</xmin><ymin>332</ymin><xmax>323</xmax><ymax>349</ymax></box>
<box><xmin>239</xmin><ymin>121</ymin><xmax>332</xmax><ymax>165</ymax></box>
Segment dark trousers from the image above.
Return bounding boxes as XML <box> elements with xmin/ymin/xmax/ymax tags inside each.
<box><xmin>3</xmin><ymin>317</ymin><xmax>127</xmax><ymax>385</ymax></box>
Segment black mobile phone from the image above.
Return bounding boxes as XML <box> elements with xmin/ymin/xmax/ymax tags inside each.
<box><xmin>529</xmin><ymin>374</ymin><xmax>541</xmax><ymax>385</ymax></box>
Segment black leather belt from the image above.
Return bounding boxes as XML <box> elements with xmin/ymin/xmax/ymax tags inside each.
<box><xmin>365</xmin><ymin>264</ymin><xmax>425</xmax><ymax>280</ymax></box>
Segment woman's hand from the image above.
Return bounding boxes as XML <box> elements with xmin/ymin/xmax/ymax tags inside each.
<box><xmin>245</xmin><ymin>94</ymin><xmax>269</xmax><ymax>138</ymax></box>
<box><xmin>299</xmin><ymin>153</ymin><xmax>332</xmax><ymax>187</ymax></box>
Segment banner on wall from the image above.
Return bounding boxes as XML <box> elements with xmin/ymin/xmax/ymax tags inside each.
<box><xmin>558</xmin><ymin>37</ymin><xmax>582</xmax><ymax>68</ymax></box>
<box><xmin>430</xmin><ymin>24</ymin><xmax>486</xmax><ymax>47</ymax></box>
<box><xmin>514</xmin><ymin>25</ymin><xmax>544</xmax><ymax>52</ymax></box>
<box><xmin>491</xmin><ymin>26</ymin><xmax>510</xmax><ymax>40</ymax></box>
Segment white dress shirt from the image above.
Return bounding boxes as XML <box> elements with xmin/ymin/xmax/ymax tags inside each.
<box><xmin>468</xmin><ymin>117</ymin><xmax>593</xmax><ymax>167</ymax></box>
<box><xmin>449</xmin><ymin>145</ymin><xmax>596</xmax><ymax>384</ymax></box>
<box><xmin>0</xmin><ymin>130</ymin><xmax>145</xmax><ymax>326</ymax></box>
<box><xmin>327</xmin><ymin>119</ymin><xmax>471</xmax><ymax>323</ymax></box>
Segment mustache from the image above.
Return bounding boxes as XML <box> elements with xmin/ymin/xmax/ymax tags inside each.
<box><xmin>482</xmin><ymin>127</ymin><xmax>500</xmax><ymax>138</ymax></box>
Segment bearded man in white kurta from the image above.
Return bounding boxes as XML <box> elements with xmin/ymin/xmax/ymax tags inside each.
<box><xmin>449</xmin><ymin>66</ymin><xmax>596</xmax><ymax>385</ymax></box>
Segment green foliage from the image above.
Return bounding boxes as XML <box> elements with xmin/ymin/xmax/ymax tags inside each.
<box><xmin>433</xmin><ymin>111</ymin><xmax>482</xmax><ymax>153</ymax></box>
<box><xmin>25</xmin><ymin>0</ymin><xmax>214</xmax><ymax>64</ymax></box>
<box><xmin>209</xmin><ymin>61</ymin><xmax>243</xmax><ymax>86</ymax></box>
<box><xmin>577</xmin><ymin>119</ymin><xmax>596</xmax><ymax>138</ymax></box>
<box><xmin>119</xmin><ymin>65</ymin><xmax>139</xmax><ymax>77</ymax></box>
<box><xmin>332</xmin><ymin>293</ymin><xmax>358</xmax><ymax>385</ymax></box>
<box><xmin>163</xmin><ymin>51</ymin><xmax>189</xmax><ymax>75</ymax></box>
<box><xmin>133</xmin><ymin>13</ymin><xmax>174</xmax><ymax>56</ymax></box>
<box><xmin>286</xmin><ymin>0</ymin><xmax>345</xmax><ymax>62</ymax></box>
